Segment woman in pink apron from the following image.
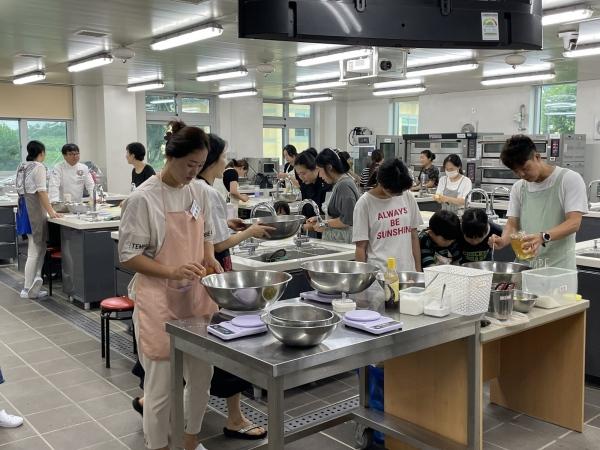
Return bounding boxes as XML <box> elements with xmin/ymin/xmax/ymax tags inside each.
<box><xmin>119</xmin><ymin>122</ymin><xmax>221</xmax><ymax>450</ymax></box>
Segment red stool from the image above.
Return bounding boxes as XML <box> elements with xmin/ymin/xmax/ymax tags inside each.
<box><xmin>100</xmin><ymin>296</ymin><xmax>136</xmax><ymax>368</ymax></box>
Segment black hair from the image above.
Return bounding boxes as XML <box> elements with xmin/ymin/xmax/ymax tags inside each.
<box><xmin>429</xmin><ymin>210</ymin><xmax>461</xmax><ymax>241</ymax></box>
<box><xmin>461</xmin><ymin>208</ymin><xmax>490</xmax><ymax>239</ymax></box>
<box><xmin>273</xmin><ymin>201</ymin><xmax>291</xmax><ymax>215</ymax></box>
<box><xmin>165</xmin><ymin>121</ymin><xmax>209</xmax><ymax>158</ymax></box>
<box><xmin>26</xmin><ymin>140</ymin><xmax>45</xmax><ymax>161</ymax></box>
<box><xmin>199</xmin><ymin>133</ymin><xmax>227</xmax><ymax>175</ymax></box>
<box><xmin>316</xmin><ymin>148</ymin><xmax>349</xmax><ymax>175</ymax></box>
<box><xmin>164</xmin><ymin>119</ymin><xmax>186</xmax><ymax>143</ymax></box>
<box><xmin>226</xmin><ymin>159</ymin><xmax>249</xmax><ymax>171</ymax></box>
<box><xmin>421</xmin><ymin>150</ymin><xmax>436</xmax><ymax>162</ymax></box>
<box><xmin>376</xmin><ymin>159</ymin><xmax>413</xmax><ymax>195</ymax></box>
<box><xmin>305</xmin><ymin>147</ymin><xmax>318</xmax><ymax>158</ymax></box>
<box><xmin>443</xmin><ymin>154</ymin><xmax>464</xmax><ymax>175</ymax></box>
<box><xmin>338</xmin><ymin>151</ymin><xmax>352</xmax><ymax>163</ymax></box>
<box><xmin>295</xmin><ymin>150</ymin><xmax>317</xmax><ymax>171</ymax></box>
<box><xmin>126</xmin><ymin>142</ymin><xmax>146</xmax><ymax>161</ymax></box>
<box><xmin>283</xmin><ymin>144</ymin><xmax>298</xmax><ymax>158</ymax></box>
<box><xmin>61</xmin><ymin>143</ymin><xmax>80</xmax><ymax>155</ymax></box>
<box><xmin>501</xmin><ymin>135</ymin><xmax>537</xmax><ymax>170</ymax></box>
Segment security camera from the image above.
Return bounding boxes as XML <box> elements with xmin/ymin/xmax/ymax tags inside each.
<box><xmin>558</xmin><ymin>31</ymin><xmax>579</xmax><ymax>51</ymax></box>
<box><xmin>379</xmin><ymin>59</ymin><xmax>393</xmax><ymax>71</ymax></box>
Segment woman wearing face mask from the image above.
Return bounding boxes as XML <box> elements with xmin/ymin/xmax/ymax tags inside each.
<box><xmin>435</xmin><ymin>154</ymin><xmax>472</xmax><ymax>214</ymax></box>
<box><xmin>119</xmin><ymin>121</ymin><xmax>221</xmax><ymax>450</ymax></box>
<box><xmin>306</xmin><ymin>148</ymin><xmax>360</xmax><ymax>243</ymax></box>
<box><xmin>353</xmin><ymin>159</ymin><xmax>422</xmax><ymax>271</ymax></box>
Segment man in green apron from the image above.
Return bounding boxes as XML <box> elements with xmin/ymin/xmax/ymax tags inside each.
<box><xmin>489</xmin><ymin>135</ymin><xmax>588</xmax><ymax>270</ymax></box>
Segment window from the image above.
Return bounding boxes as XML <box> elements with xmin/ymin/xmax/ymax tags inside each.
<box><xmin>537</xmin><ymin>83</ymin><xmax>576</xmax><ymax>134</ymax></box>
<box><xmin>145</xmin><ymin>93</ymin><xmax>215</xmax><ymax>169</ymax></box>
<box><xmin>393</xmin><ymin>101</ymin><xmax>419</xmax><ymax>135</ymax></box>
<box><xmin>0</xmin><ymin>120</ymin><xmax>20</xmax><ymax>173</ymax></box>
<box><xmin>26</xmin><ymin>121</ymin><xmax>68</xmax><ymax>168</ymax></box>
<box><xmin>262</xmin><ymin>102</ymin><xmax>314</xmax><ymax>160</ymax></box>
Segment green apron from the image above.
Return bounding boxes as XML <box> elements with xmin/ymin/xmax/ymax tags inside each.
<box><xmin>519</xmin><ymin>168</ymin><xmax>576</xmax><ymax>270</ymax></box>
<box><xmin>441</xmin><ymin>176</ymin><xmax>465</xmax><ymax>215</ymax></box>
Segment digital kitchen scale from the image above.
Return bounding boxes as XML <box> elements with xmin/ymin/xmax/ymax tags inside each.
<box><xmin>207</xmin><ymin>315</ymin><xmax>267</xmax><ymax>341</ymax></box>
<box><xmin>300</xmin><ymin>290</ymin><xmax>345</xmax><ymax>304</ymax></box>
<box><xmin>342</xmin><ymin>310</ymin><xmax>403</xmax><ymax>335</ymax></box>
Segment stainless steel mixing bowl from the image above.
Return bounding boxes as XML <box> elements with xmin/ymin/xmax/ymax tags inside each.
<box><xmin>262</xmin><ymin>313</ymin><xmax>341</xmax><ymax>347</ymax></box>
<box><xmin>67</xmin><ymin>203</ymin><xmax>90</xmax><ymax>214</ymax></box>
<box><xmin>512</xmin><ymin>290</ymin><xmax>538</xmax><ymax>313</ymax></box>
<box><xmin>268</xmin><ymin>304</ymin><xmax>335</xmax><ymax>327</ymax></box>
<box><xmin>201</xmin><ymin>270</ymin><xmax>292</xmax><ymax>311</ymax></box>
<box><xmin>300</xmin><ymin>260</ymin><xmax>379</xmax><ymax>295</ymax></box>
<box><xmin>272</xmin><ymin>193</ymin><xmax>298</xmax><ymax>203</ymax></box>
<box><xmin>462</xmin><ymin>261</ymin><xmax>530</xmax><ymax>289</ymax></box>
<box><xmin>244</xmin><ymin>215</ymin><xmax>306</xmax><ymax>240</ymax></box>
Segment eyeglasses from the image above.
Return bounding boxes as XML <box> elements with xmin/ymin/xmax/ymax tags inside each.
<box><xmin>66</xmin><ymin>151</ymin><xmax>80</xmax><ymax>156</ymax></box>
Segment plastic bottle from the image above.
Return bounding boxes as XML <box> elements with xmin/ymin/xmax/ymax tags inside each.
<box><xmin>383</xmin><ymin>257</ymin><xmax>400</xmax><ymax>309</ymax></box>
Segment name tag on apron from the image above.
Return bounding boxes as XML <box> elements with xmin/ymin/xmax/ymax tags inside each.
<box><xmin>190</xmin><ymin>200</ymin><xmax>201</xmax><ymax>221</ymax></box>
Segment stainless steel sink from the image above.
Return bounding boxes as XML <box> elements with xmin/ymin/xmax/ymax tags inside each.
<box><xmin>243</xmin><ymin>245</ymin><xmax>345</xmax><ymax>262</ymax></box>
<box><xmin>578</xmin><ymin>251</ymin><xmax>600</xmax><ymax>258</ymax></box>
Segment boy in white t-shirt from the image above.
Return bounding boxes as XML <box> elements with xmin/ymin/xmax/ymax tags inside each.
<box><xmin>353</xmin><ymin>159</ymin><xmax>423</xmax><ymax>271</ymax></box>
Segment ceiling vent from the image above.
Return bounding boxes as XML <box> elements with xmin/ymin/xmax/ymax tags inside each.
<box><xmin>74</xmin><ymin>29</ymin><xmax>111</xmax><ymax>39</ymax></box>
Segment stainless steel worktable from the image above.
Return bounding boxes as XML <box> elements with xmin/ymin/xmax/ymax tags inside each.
<box><xmin>166</xmin><ymin>289</ymin><xmax>482</xmax><ymax>450</ymax></box>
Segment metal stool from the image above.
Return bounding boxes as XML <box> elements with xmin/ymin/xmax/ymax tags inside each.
<box><xmin>100</xmin><ymin>296</ymin><xmax>136</xmax><ymax>368</ymax></box>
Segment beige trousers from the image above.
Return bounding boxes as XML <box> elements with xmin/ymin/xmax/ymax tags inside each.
<box><xmin>134</xmin><ymin>310</ymin><xmax>213</xmax><ymax>449</ymax></box>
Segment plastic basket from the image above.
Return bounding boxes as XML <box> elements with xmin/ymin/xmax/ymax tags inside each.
<box><xmin>424</xmin><ymin>265</ymin><xmax>494</xmax><ymax>315</ymax></box>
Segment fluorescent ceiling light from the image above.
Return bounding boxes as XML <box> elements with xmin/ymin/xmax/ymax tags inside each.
<box><xmin>127</xmin><ymin>80</ymin><xmax>165</xmax><ymax>92</ymax></box>
<box><xmin>67</xmin><ymin>53</ymin><xmax>113</xmax><ymax>72</ymax></box>
<box><xmin>483</xmin><ymin>62</ymin><xmax>553</xmax><ymax>77</ymax></box>
<box><xmin>196</xmin><ymin>67</ymin><xmax>248</xmax><ymax>82</ymax></box>
<box><xmin>481</xmin><ymin>71</ymin><xmax>556</xmax><ymax>86</ymax></box>
<box><xmin>542</xmin><ymin>5</ymin><xmax>593</xmax><ymax>26</ymax></box>
<box><xmin>372</xmin><ymin>86</ymin><xmax>426</xmax><ymax>97</ymax></box>
<box><xmin>296</xmin><ymin>47</ymin><xmax>372</xmax><ymax>67</ymax></box>
<box><xmin>564</xmin><ymin>43</ymin><xmax>600</xmax><ymax>57</ymax></box>
<box><xmin>296</xmin><ymin>71</ymin><xmax>340</xmax><ymax>83</ymax></box>
<box><xmin>218</xmin><ymin>89</ymin><xmax>258</xmax><ymax>99</ymax></box>
<box><xmin>292</xmin><ymin>91</ymin><xmax>329</xmax><ymax>97</ymax></box>
<box><xmin>372</xmin><ymin>78</ymin><xmax>423</xmax><ymax>89</ymax></box>
<box><xmin>407</xmin><ymin>50</ymin><xmax>475</xmax><ymax>68</ymax></box>
<box><xmin>151</xmin><ymin>23</ymin><xmax>223</xmax><ymax>51</ymax></box>
<box><xmin>406</xmin><ymin>61</ymin><xmax>479</xmax><ymax>78</ymax></box>
<box><xmin>13</xmin><ymin>70</ymin><xmax>46</xmax><ymax>85</ymax></box>
<box><xmin>292</xmin><ymin>95</ymin><xmax>333</xmax><ymax>103</ymax></box>
<box><xmin>150</xmin><ymin>98</ymin><xmax>175</xmax><ymax>104</ymax></box>
<box><xmin>295</xmin><ymin>79</ymin><xmax>348</xmax><ymax>91</ymax></box>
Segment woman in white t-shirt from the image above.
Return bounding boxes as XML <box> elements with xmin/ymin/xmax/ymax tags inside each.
<box><xmin>353</xmin><ymin>159</ymin><xmax>423</xmax><ymax>271</ymax></box>
<box><xmin>15</xmin><ymin>141</ymin><xmax>61</xmax><ymax>299</ymax></box>
<box><xmin>435</xmin><ymin>154</ymin><xmax>472</xmax><ymax>214</ymax></box>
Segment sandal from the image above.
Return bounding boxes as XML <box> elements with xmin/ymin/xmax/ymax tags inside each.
<box><xmin>223</xmin><ymin>424</ymin><xmax>267</xmax><ymax>440</ymax></box>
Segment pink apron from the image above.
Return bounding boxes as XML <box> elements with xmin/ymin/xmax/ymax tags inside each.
<box><xmin>135</xmin><ymin>182</ymin><xmax>218</xmax><ymax>360</ymax></box>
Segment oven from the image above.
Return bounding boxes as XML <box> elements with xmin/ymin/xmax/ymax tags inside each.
<box><xmin>479</xmin><ymin>134</ymin><xmax>549</xmax><ymax>160</ymax></box>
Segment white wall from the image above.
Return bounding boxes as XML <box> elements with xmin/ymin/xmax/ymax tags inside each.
<box><xmin>216</xmin><ymin>97</ymin><xmax>262</xmax><ymax>160</ymax></box>
<box><xmin>575</xmin><ymin>80</ymin><xmax>600</xmax><ymax>184</ymax></box>
<box><xmin>418</xmin><ymin>86</ymin><xmax>533</xmax><ymax>134</ymax></box>
<box><xmin>72</xmin><ymin>86</ymin><xmax>103</xmax><ymax>167</ymax></box>
<box><xmin>345</xmin><ymin>98</ymin><xmax>392</xmax><ymax>147</ymax></box>
<box><xmin>315</xmin><ymin>101</ymin><xmax>348</xmax><ymax>150</ymax></box>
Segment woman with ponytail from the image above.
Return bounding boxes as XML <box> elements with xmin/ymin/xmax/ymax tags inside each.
<box><xmin>306</xmin><ymin>148</ymin><xmax>360</xmax><ymax>243</ymax></box>
<box><xmin>353</xmin><ymin>158</ymin><xmax>423</xmax><ymax>271</ymax></box>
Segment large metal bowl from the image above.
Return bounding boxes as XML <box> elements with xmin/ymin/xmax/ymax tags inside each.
<box><xmin>244</xmin><ymin>215</ymin><xmax>305</xmax><ymax>240</ymax></box>
<box><xmin>300</xmin><ymin>260</ymin><xmax>379</xmax><ymax>295</ymax></box>
<box><xmin>51</xmin><ymin>202</ymin><xmax>70</xmax><ymax>213</ymax></box>
<box><xmin>268</xmin><ymin>304</ymin><xmax>335</xmax><ymax>327</ymax></box>
<box><xmin>67</xmin><ymin>203</ymin><xmax>90</xmax><ymax>214</ymax></box>
<box><xmin>201</xmin><ymin>270</ymin><xmax>292</xmax><ymax>311</ymax></box>
<box><xmin>263</xmin><ymin>313</ymin><xmax>341</xmax><ymax>347</ymax></box>
<box><xmin>272</xmin><ymin>193</ymin><xmax>299</xmax><ymax>203</ymax></box>
<box><xmin>462</xmin><ymin>261</ymin><xmax>530</xmax><ymax>289</ymax></box>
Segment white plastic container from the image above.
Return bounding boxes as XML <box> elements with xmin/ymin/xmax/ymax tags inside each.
<box><xmin>399</xmin><ymin>287</ymin><xmax>426</xmax><ymax>315</ymax></box>
<box><xmin>521</xmin><ymin>267</ymin><xmax>578</xmax><ymax>308</ymax></box>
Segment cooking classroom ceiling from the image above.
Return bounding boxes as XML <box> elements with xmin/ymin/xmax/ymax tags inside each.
<box><xmin>2</xmin><ymin>0</ymin><xmax>600</xmax><ymax>101</ymax></box>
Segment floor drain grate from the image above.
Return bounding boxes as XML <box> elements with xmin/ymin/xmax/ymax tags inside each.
<box><xmin>284</xmin><ymin>397</ymin><xmax>359</xmax><ymax>432</ymax></box>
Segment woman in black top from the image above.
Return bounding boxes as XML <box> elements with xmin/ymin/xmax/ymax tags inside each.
<box><xmin>415</xmin><ymin>150</ymin><xmax>439</xmax><ymax>189</ymax></box>
<box><xmin>294</xmin><ymin>148</ymin><xmax>332</xmax><ymax>218</ymax></box>
<box><xmin>222</xmin><ymin>159</ymin><xmax>249</xmax><ymax>202</ymax></box>
<box><xmin>126</xmin><ymin>142</ymin><xmax>155</xmax><ymax>188</ymax></box>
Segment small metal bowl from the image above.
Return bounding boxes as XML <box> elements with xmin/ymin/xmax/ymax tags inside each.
<box><xmin>263</xmin><ymin>313</ymin><xmax>341</xmax><ymax>347</ymax></box>
<box><xmin>512</xmin><ymin>290</ymin><xmax>538</xmax><ymax>313</ymax></box>
<box><xmin>268</xmin><ymin>304</ymin><xmax>335</xmax><ymax>327</ymax></box>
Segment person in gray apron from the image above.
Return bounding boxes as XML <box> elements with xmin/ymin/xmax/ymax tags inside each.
<box><xmin>308</xmin><ymin>148</ymin><xmax>360</xmax><ymax>243</ymax></box>
<box><xmin>488</xmin><ymin>135</ymin><xmax>588</xmax><ymax>270</ymax></box>
<box><xmin>435</xmin><ymin>154</ymin><xmax>472</xmax><ymax>215</ymax></box>
<box><xmin>15</xmin><ymin>141</ymin><xmax>61</xmax><ymax>299</ymax></box>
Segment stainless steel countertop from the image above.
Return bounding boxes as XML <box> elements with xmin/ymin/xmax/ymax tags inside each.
<box><xmin>166</xmin><ymin>287</ymin><xmax>481</xmax><ymax>378</ymax></box>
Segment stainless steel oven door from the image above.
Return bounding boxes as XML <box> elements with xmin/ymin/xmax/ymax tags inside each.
<box><xmin>481</xmin><ymin>140</ymin><xmax>548</xmax><ymax>159</ymax></box>
<box><xmin>481</xmin><ymin>166</ymin><xmax>519</xmax><ymax>185</ymax></box>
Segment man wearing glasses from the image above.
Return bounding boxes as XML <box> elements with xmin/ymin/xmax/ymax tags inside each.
<box><xmin>49</xmin><ymin>144</ymin><xmax>95</xmax><ymax>203</ymax></box>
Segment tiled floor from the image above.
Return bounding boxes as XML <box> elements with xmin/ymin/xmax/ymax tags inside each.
<box><xmin>1</xmin><ymin>269</ymin><xmax>600</xmax><ymax>450</ymax></box>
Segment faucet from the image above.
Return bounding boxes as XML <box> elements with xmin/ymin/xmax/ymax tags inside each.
<box><xmin>92</xmin><ymin>184</ymin><xmax>99</xmax><ymax>212</ymax></box>
<box><xmin>250</xmin><ymin>201</ymin><xmax>276</xmax><ymax>218</ymax></box>
<box><xmin>464</xmin><ymin>189</ymin><xmax>493</xmax><ymax>217</ymax></box>
<box><xmin>239</xmin><ymin>202</ymin><xmax>276</xmax><ymax>255</ymax></box>
<box><xmin>588</xmin><ymin>180</ymin><xmax>600</xmax><ymax>208</ymax></box>
<box><xmin>295</xmin><ymin>199</ymin><xmax>322</xmax><ymax>247</ymax></box>
<box><xmin>490</xmin><ymin>186</ymin><xmax>510</xmax><ymax>222</ymax></box>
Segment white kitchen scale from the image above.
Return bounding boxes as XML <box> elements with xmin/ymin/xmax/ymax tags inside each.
<box><xmin>342</xmin><ymin>310</ymin><xmax>403</xmax><ymax>335</ymax></box>
<box><xmin>301</xmin><ymin>290</ymin><xmax>346</xmax><ymax>304</ymax></box>
<box><xmin>207</xmin><ymin>315</ymin><xmax>267</xmax><ymax>341</ymax></box>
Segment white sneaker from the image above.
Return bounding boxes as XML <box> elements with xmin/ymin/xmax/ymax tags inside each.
<box><xmin>195</xmin><ymin>444</ymin><xmax>208</xmax><ymax>450</ymax></box>
<box><xmin>0</xmin><ymin>409</ymin><xmax>23</xmax><ymax>428</ymax></box>
<box><xmin>20</xmin><ymin>289</ymin><xmax>29</xmax><ymax>299</ymax></box>
<box><xmin>27</xmin><ymin>277</ymin><xmax>43</xmax><ymax>299</ymax></box>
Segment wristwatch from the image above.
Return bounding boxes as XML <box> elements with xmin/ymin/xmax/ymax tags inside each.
<box><xmin>541</xmin><ymin>231</ymin><xmax>551</xmax><ymax>247</ymax></box>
